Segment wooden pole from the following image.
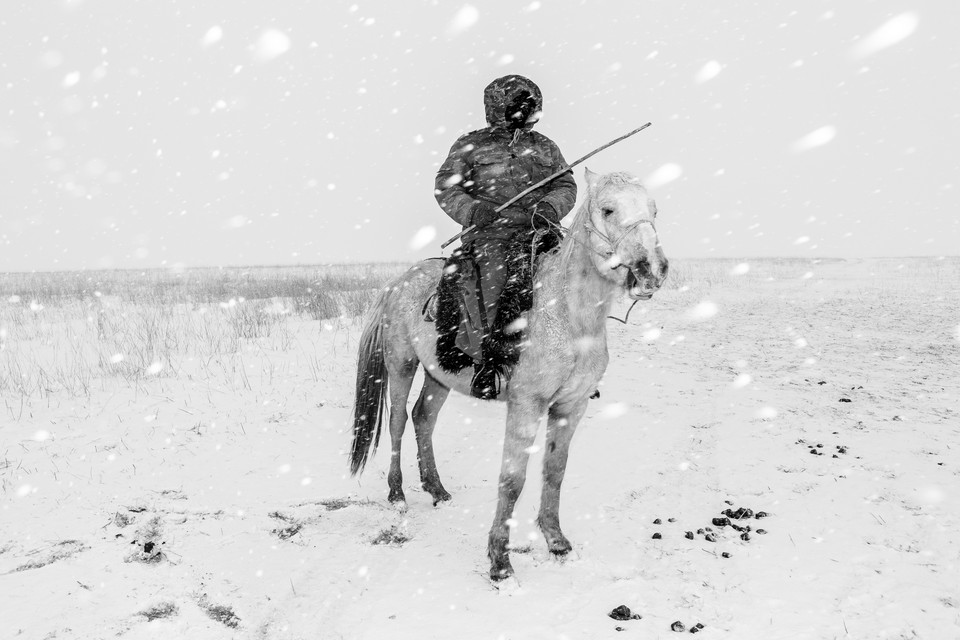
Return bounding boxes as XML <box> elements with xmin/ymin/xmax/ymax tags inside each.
<box><xmin>439</xmin><ymin>122</ymin><xmax>652</xmax><ymax>249</ymax></box>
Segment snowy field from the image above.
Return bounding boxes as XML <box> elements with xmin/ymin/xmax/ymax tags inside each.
<box><xmin>2</xmin><ymin>257</ymin><xmax>959</xmax><ymax>639</ymax></box>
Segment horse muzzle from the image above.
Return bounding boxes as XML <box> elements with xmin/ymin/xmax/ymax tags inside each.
<box><xmin>624</xmin><ymin>252</ymin><xmax>668</xmax><ymax>300</ymax></box>
<box><xmin>625</xmin><ymin>267</ymin><xmax>659</xmax><ymax>300</ymax></box>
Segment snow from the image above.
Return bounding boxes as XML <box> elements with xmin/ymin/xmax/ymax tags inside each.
<box><xmin>686</xmin><ymin>300</ymin><xmax>718</xmax><ymax>321</ymax></box>
<box><xmin>445</xmin><ymin>5</ymin><xmax>480</xmax><ymax>38</ymax></box>
<box><xmin>408</xmin><ymin>225</ymin><xmax>437</xmax><ymax>251</ymax></box>
<box><xmin>253</xmin><ymin>29</ymin><xmax>291</xmax><ymax>62</ymax></box>
<box><xmin>643</xmin><ymin>163</ymin><xmax>683</xmax><ymax>189</ymax></box>
<box><xmin>2</xmin><ymin>259</ymin><xmax>959</xmax><ymax>638</ymax></box>
<box><xmin>851</xmin><ymin>12</ymin><xmax>920</xmax><ymax>59</ymax></box>
<box><xmin>790</xmin><ymin>126</ymin><xmax>837</xmax><ymax>153</ymax></box>
<box><xmin>201</xmin><ymin>26</ymin><xmax>223</xmax><ymax>48</ymax></box>
<box><xmin>694</xmin><ymin>60</ymin><xmax>722</xmax><ymax>83</ymax></box>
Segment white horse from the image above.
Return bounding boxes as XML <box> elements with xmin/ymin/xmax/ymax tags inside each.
<box><xmin>349</xmin><ymin>168</ymin><xmax>668</xmax><ymax>580</ymax></box>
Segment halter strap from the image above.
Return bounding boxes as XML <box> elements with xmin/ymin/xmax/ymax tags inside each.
<box><xmin>583</xmin><ymin>218</ymin><xmax>656</xmax><ymax>257</ymax></box>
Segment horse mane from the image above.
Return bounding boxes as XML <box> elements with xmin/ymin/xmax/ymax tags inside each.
<box><xmin>555</xmin><ymin>171</ymin><xmax>645</xmax><ymax>272</ymax></box>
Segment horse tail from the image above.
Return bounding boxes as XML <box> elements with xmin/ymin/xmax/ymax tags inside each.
<box><xmin>349</xmin><ymin>288</ymin><xmax>390</xmax><ymax>476</ymax></box>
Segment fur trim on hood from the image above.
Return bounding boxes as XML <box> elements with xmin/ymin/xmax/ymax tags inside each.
<box><xmin>483</xmin><ymin>75</ymin><xmax>543</xmax><ymax>131</ymax></box>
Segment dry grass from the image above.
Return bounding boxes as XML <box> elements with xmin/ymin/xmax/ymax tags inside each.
<box><xmin>0</xmin><ymin>263</ymin><xmax>407</xmax><ymax>401</ymax></box>
<box><xmin>2</xmin><ymin>257</ymin><xmax>956</xmax><ymax>405</ymax></box>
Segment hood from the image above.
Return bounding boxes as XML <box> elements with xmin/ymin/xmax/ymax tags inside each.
<box><xmin>483</xmin><ymin>75</ymin><xmax>543</xmax><ymax>131</ymax></box>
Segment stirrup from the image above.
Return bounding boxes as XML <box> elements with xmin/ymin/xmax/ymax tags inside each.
<box><xmin>471</xmin><ymin>363</ymin><xmax>500</xmax><ymax>400</ymax></box>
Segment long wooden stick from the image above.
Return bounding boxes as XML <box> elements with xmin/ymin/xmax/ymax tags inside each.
<box><xmin>439</xmin><ymin>122</ymin><xmax>652</xmax><ymax>249</ymax></box>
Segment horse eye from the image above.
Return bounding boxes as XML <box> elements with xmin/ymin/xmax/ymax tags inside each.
<box><xmin>601</xmin><ymin>207</ymin><xmax>614</xmax><ymax>217</ymax></box>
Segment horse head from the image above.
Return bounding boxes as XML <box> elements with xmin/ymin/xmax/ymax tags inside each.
<box><xmin>582</xmin><ymin>167</ymin><xmax>669</xmax><ymax>300</ymax></box>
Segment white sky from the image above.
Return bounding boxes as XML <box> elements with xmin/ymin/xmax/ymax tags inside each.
<box><xmin>1</xmin><ymin>0</ymin><xmax>958</xmax><ymax>271</ymax></box>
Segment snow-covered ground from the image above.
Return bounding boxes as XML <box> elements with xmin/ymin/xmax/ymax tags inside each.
<box><xmin>2</xmin><ymin>258</ymin><xmax>958</xmax><ymax>639</ymax></box>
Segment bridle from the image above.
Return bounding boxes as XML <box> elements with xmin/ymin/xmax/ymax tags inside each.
<box><xmin>583</xmin><ymin>217</ymin><xmax>657</xmax><ymax>260</ymax></box>
<box><xmin>534</xmin><ymin>206</ymin><xmax>659</xmax><ymax>324</ymax></box>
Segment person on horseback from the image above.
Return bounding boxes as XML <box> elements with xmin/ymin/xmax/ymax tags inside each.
<box><xmin>435</xmin><ymin>75</ymin><xmax>577</xmax><ymax>399</ymax></box>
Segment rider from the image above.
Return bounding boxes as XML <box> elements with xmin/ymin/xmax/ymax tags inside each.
<box><xmin>435</xmin><ymin>75</ymin><xmax>577</xmax><ymax>399</ymax></box>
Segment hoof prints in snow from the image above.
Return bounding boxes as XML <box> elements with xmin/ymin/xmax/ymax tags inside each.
<box><xmin>12</xmin><ymin>540</ymin><xmax>88</xmax><ymax>572</ymax></box>
<box><xmin>370</xmin><ymin>525</ymin><xmax>410</xmax><ymax>546</ymax></box>
<box><xmin>268</xmin><ymin>510</ymin><xmax>304</xmax><ymax>541</ymax></box>
<box><xmin>199</xmin><ymin>595</ymin><xmax>241</xmax><ymax>629</ymax></box>
<box><xmin>137</xmin><ymin>601</ymin><xmax>178</xmax><ymax>622</ymax></box>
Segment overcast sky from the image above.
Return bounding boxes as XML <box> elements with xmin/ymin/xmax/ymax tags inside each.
<box><xmin>1</xmin><ymin>0</ymin><xmax>957</xmax><ymax>272</ymax></box>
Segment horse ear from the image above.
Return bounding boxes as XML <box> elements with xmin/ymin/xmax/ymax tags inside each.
<box><xmin>584</xmin><ymin>167</ymin><xmax>599</xmax><ymax>188</ymax></box>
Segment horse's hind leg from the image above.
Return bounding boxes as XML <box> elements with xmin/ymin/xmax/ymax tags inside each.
<box><xmin>412</xmin><ymin>372</ymin><xmax>451</xmax><ymax>505</ymax></box>
<box><xmin>386</xmin><ymin>360</ymin><xmax>417</xmax><ymax>505</ymax></box>
<box><xmin>537</xmin><ymin>398</ymin><xmax>588</xmax><ymax>556</ymax></box>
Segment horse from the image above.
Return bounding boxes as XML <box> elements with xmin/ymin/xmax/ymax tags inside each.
<box><xmin>348</xmin><ymin>167</ymin><xmax>669</xmax><ymax>581</ymax></box>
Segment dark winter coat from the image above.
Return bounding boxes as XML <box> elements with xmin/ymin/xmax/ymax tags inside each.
<box><xmin>434</xmin><ymin>75</ymin><xmax>577</xmax><ymax>242</ymax></box>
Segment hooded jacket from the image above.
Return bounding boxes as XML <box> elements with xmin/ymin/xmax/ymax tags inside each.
<box><xmin>434</xmin><ymin>75</ymin><xmax>577</xmax><ymax>239</ymax></box>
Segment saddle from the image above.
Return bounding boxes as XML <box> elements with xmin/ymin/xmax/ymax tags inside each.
<box><xmin>429</xmin><ymin>230</ymin><xmax>562</xmax><ymax>379</ymax></box>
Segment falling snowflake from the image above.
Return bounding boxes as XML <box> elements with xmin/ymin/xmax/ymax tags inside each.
<box><xmin>791</xmin><ymin>126</ymin><xmax>836</xmax><ymax>153</ymax></box>
<box><xmin>253</xmin><ymin>29</ymin><xmax>291</xmax><ymax>61</ymax></box>
<box><xmin>851</xmin><ymin>12</ymin><xmax>919</xmax><ymax>59</ymax></box>
<box><xmin>694</xmin><ymin>60</ymin><xmax>722</xmax><ymax>83</ymax></box>
<box><xmin>505</xmin><ymin>317</ymin><xmax>528</xmax><ymax>334</ymax></box>
<box><xmin>225</xmin><ymin>215</ymin><xmax>249</xmax><ymax>229</ymax></box>
<box><xmin>729</xmin><ymin>263</ymin><xmax>750</xmax><ymax>276</ymax></box>
<box><xmin>600</xmin><ymin>402</ymin><xmax>629</xmax><ymax>419</ymax></box>
<box><xmin>445</xmin><ymin>5</ymin><xmax>479</xmax><ymax>37</ymax></box>
<box><xmin>916</xmin><ymin>486</ymin><xmax>945</xmax><ymax>504</ymax></box>
<box><xmin>145</xmin><ymin>362</ymin><xmax>164</xmax><ymax>376</ymax></box>
<box><xmin>732</xmin><ymin>374</ymin><xmax>752</xmax><ymax>388</ymax></box>
<box><xmin>408</xmin><ymin>226</ymin><xmax>437</xmax><ymax>251</ymax></box>
<box><xmin>202</xmin><ymin>26</ymin><xmax>223</xmax><ymax>47</ymax></box>
<box><xmin>686</xmin><ymin>301</ymin><xmax>718</xmax><ymax>321</ymax></box>
<box><xmin>755</xmin><ymin>407</ymin><xmax>778</xmax><ymax>420</ymax></box>
<box><xmin>644</xmin><ymin>163</ymin><xmax>683</xmax><ymax>189</ymax></box>
<box><xmin>642</xmin><ymin>328</ymin><xmax>661</xmax><ymax>342</ymax></box>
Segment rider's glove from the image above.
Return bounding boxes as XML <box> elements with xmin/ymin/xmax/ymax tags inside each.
<box><xmin>533</xmin><ymin>201</ymin><xmax>560</xmax><ymax>226</ymax></box>
<box><xmin>470</xmin><ymin>201</ymin><xmax>499</xmax><ymax>228</ymax></box>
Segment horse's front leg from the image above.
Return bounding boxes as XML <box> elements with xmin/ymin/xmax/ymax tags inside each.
<box><xmin>537</xmin><ymin>398</ymin><xmax>588</xmax><ymax>556</ymax></box>
<box><xmin>488</xmin><ymin>398</ymin><xmax>546</xmax><ymax>581</ymax></box>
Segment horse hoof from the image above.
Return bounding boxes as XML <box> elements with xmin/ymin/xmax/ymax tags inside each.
<box><xmin>390</xmin><ymin>500</ymin><xmax>408</xmax><ymax>513</ymax></box>
<box><xmin>546</xmin><ymin>536</ymin><xmax>573</xmax><ymax>556</ymax></box>
<box><xmin>492</xmin><ymin>575</ymin><xmax>521</xmax><ymax>594</ymax></box>
<box><xmin>431</xmin><ymin>490</ymin><xmax>453</xmax><ymax>506</ymax></box>
<box><xmin>490</xmin><ymin>567</ymin><xmax>515</xmax><ymax>583</ymax></box>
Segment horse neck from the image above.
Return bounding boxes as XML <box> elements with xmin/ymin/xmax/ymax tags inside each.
<box><xmin>551</xmin><ymin>222</ymin><xmax>618</xmax><ymax>337</ymax></box>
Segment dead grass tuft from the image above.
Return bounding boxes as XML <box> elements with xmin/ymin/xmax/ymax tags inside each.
<box><xmin>371</xmin><ymin>525</ymin><xmax>410</xmax><ymax>546</ymax></box>
<box><xmin>138</xmin><ymin>601</ymin><xmax>179</xmax><ymax>622</ymax></box>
